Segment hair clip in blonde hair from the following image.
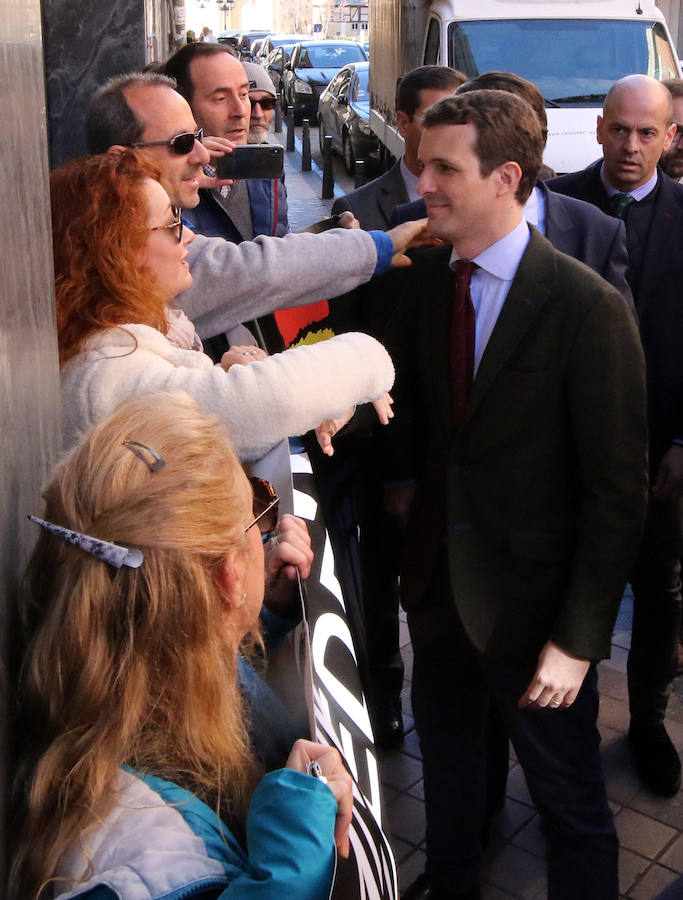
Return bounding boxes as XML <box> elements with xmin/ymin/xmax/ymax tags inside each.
<box><xmin>123</xmin><ymin>440</ymin><xmax>166</xmax><ymax>472</ymax></box>
<box><xmin>28</xmin><ymin>516</ymin><xmax>144</xmax><ymax>569</ymax></box>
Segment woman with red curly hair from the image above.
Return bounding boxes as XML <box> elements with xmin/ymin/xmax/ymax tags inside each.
<box><xmin>51</xmin><ymin>150</ymin><xmax>394</xmax><ymax>458</ymax></box>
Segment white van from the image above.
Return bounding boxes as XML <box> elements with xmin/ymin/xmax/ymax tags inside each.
<box><xmin>369</xmin><ymin>0</ymin><xmax>681</xmax><ymax>173</ymax></box>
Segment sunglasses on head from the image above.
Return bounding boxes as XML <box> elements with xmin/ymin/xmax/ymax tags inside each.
<box><xmin>133</xmin><ymin>127</ymin><xmax>204</xmax><ymax>156</ymax></box>
<box><xmin>250</xmin><ymin>97</ymin><xmax>277</xmax><ymax>111</ymax></box>
<box><xmin>245</xmin><ymin>477</ymin><xmax>279</xmax><ymax>542</ymax></box>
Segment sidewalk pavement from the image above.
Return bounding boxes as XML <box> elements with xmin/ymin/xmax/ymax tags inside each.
<box><xmin>384</xmin><ymin>594</ymin><xmax>683</xmax><ymax>899</ymax></box>
<box><xmin>278</xmin><ymin>130</ymin><xmax>683</xmax><ymax>899</ymax></box>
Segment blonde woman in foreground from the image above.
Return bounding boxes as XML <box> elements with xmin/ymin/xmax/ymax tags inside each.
<box><xmin>11</xmin><ymin>392</ymin><xmax>352</xmax><ymax>900</ymax></box>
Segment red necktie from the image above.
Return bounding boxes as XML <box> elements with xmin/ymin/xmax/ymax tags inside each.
<box><xmin>451</xmin><ymin>259</ymin><xmax>477</xmax><ymax>425</ymax></box>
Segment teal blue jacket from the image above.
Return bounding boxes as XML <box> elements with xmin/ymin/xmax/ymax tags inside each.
<box><xmin>53</xmin><ymin>767</ymin><xmax>337</xmax><ymax>900</ymax></box>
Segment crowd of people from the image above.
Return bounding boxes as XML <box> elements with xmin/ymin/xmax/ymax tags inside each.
<box><xmin>9</xmin><ymin>37</ymin><xmax>683</xmax><ymax>900</ymax></box>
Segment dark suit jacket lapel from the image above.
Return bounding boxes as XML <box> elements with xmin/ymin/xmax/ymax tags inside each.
<box><xmin>466</xmin><ymin>228</ymin><xmax>554</xmax><ymax>424</ymax></box>
<box><xmin>421</xmin><ymin>246</ymin><xmax>457</xmax><ymax>433</ymax></box>
<box><xmin>377</xmin><ymin>162</ymin><xmax>409</xmax><ymax>226</ymax></box>
<box><xmin>633</xmin><ymin>173</ymin><xmax>683</xmax><ymax>317</ymax></box>
<box><xmin>541</xmin><ymin>181</ymin><xmax>574</xmax><ymax>250</ymax></box>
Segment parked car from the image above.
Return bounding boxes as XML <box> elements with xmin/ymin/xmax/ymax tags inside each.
<box><xmin>318</xmin><ymin>61</ymin><xmax>379</xmax><ymax>174</ymax></box>
<box><xmin>263</xmin><ymin>44</ymin><xmax>299</xmax><ymax>100</ymax></box>
<box><xmin>217</xmin><ymin>31</ymin><xmax>240</xmax><ymax>48</ymax></box>
<box><xmin>255</xmin><ymin>33</ymin><xmax>309</xmax><ymax>65</ymax></box>
<box><xmin>237</xmin><ymin>30</ymin><xmax>269</xmax><ymax>54</ymax></box>
<box><xmin>282</xmin><ymin>40</ymin><xmax>367</xmax><ymax>123</ymax></box>
<box><xmin>247</xmin><ymin>38</ymin><xmax>264</xmax><ymax>60</ymax></box>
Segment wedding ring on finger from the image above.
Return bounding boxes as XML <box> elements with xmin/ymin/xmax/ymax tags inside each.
<box><xmin>550</xmin><ymin>696</ymin><xmax>562</xmax><ymax>707</ymax></box>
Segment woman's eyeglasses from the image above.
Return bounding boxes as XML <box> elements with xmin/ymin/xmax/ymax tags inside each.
<box><xmin>149</xmin><ymin>207</ymin><xmax>184</xmax><ymax>243</ymax></box>
<box><xmin>246</xmin><ymin>477</ymin><xmax>279</xmax><ymax>542</ymax></box>
<box><xmin>250</xmin><ymin>97</ymin><xmax>277</xmax><ymax>112</ymax></box>
<box><xmin>133</xmin><ymin>127</ymin><xmax>204</xmax><ymax>156</ymax></box>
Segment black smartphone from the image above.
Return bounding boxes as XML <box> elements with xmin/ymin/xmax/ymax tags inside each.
<box><xmin>297</xmin><ymin>215</ymin><xmax>342</xmax><ymax>234</ymax></box>
<box><xmin>215</xmin><ymin>145</ymin><xmax>284</xmax><ymax>180</ymax></box>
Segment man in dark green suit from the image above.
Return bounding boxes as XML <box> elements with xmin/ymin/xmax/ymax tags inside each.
<box><xmin>387</xmin><ymin>91</ymin><xmax>648</xmax><ymax>900</ymax></box>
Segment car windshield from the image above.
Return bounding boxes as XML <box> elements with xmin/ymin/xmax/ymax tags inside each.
<box><xmin>448</xmin><ymin>19</ymin><xmax>678</xmax><ymax>104</ymax></box>
<box><xmin>352</xmin><ymin>68</ymin><xmax>370</xmax><ymax>103</ymax></box>
<box><xmin>304</xmin><ymin>44</ymin><xmax>366</xmax><ymax>69</ymax></box>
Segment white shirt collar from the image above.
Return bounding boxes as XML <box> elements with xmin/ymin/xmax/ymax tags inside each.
<box><xmin>450</xmin><ymin>216</ymin><xmax>530</xmax><ymax>282</ymax></box>
<box><xmin>599</xmin><ymin>162</ymin><xmax>658</xmax><ymax>201</ymax></box>
<box><xmin>400</xmin><ymin>158</ymin><xmax>421</xmax><ymax>203</ymax></box>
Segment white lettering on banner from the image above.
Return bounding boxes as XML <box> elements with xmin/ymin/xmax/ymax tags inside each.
<box><xmin>292</xmin><ymin>487</ymin><xmax>318</xmax><ymax>522</ymax></box>
<box><xmin>320</xmin><ymin>534</ymin><xmax>345</xmax><ymax>610</ymax></box>
<box><xmin>291</xmin><ymin>452</ymin><xmax>398</xmax><ymax>900</ymax></box>
<box><xmin>312</xmin><ymin>614</ymin><xmax>372</xmax><ymax>738</ymax></box>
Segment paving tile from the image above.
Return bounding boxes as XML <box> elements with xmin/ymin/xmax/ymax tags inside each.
<box><xmin>599</xmin><ymin>694</ymin><xmax>632</xmax><ymax>732</ymax></box>
<box><xmin>614</xmin><ymin>808</ymin><xmax>677</xmax><ymax>859</ymax></box>
<box><xmin>406</xmin><ymin>779</ymin><xmax>424</xmax><ymax>801</ymax></box>
<box><xmin>628</xmin><ymin>788</ymin><xmax>683</xmax><ymax>831</ymax></box>
<box><xmin>481</xmin><ymin>884</ymin><xmax>518</xmax><ymax>899</ymax></box>
<box><xmin>382</xmin><ymin>785</ymin><xmax>400</xmax><ymax>805</ymax></box>
<box><xmin>509</xmin><ymin>812</ymin><xmax>546</xmax><ymax>858</ymax></box>
<box><xmin>387</xmin><ymin>791</ymin><xmax>426</xmax><ymax>846</ymax></box>
<box><xmin>388</xmin><ymin>834</ymin><xmax>414</xmax><ymax>864</ymax></box>
<box><xmin>602</xmin><ymin>644</ymin><xmax>629</xmax><ymax>675</ymax></box>
<box><xmin>660</xmin><ymin>832</ymin><xmax>683</xmax><ymax>871</ymax></box>
<box><xmin>506</xmin><ymin>764</ymin><xmax>534</xmax><ymax>807</ymax></box>
<box><xmin>377</xmin><ymin>748</ymin><xmax>423</xmax><ymax>791</ymax></box>
<box><xmin>598</xmin><ymin>664</ymin><xmax>629</xmax><ymax>702</ymax></box>
<box><xmin>613</xmin><ymin>630</ymin><xmax>632</xmax><ymax>651</ymax></box>
<box><xmin>619</xmin><ymin>848</ymin><xmax>650</xmax><ymax>895</ymax></box>
<box><xmin>614</xmin><ymin>592</ymin><xmax>633</xmax><ymax>630</ymax></box>
<box><xmin>483</xmin><ymin>843</ymin><xmax>547</xmax><ymax>898</ymax></box>
<box><xmin>600</xmin><ymin>723</ymin><xmax>626</xmax><ymax>750</ymax></box>
<box><xmin>664</xmin><ymin>717</ymin><xmax>683</xmax><ymax>753</ymax></box>
<box><xmin>403</xmin><ymin>712</ymin><xmax>415</xmax><ymax>735</ymax></box>
<box><xmin>401</xmin><ymin>646</ymin><xmax>414</xmax><ymax>682</ymax></box>
<box><xmin>602</xmin><ymin>736</ymin><xmax>643</xmax><ymax>805</ymax></box>
<box><xmin>667</xmin><ymin>693</ymin><xmax>683</xmax><ymax>726</ymax></box>
<box><xmin>628</xmin><ymin>864</ymin><xmax>679</xmax><ymax>899</ymax></box>
<box><xmin>492</xmin><ymin>799</ymin><xmax>536</xmax><ymax>842</ymax></box>
<box><xmin>397</xmin><ymin>847</ymin><xmax>426</xmax><ymax>893</ymax></box>
<box><xmin>401</xmin><ymin>727</ymin><xmax>422</xmax><ymax>761</ymax></box>
<box><xmin>399</xmin><ymin>619</ymin><xmax>410</xmax><ymax>648</ymax></box>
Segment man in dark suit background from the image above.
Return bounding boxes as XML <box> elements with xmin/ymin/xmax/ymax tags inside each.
<box><xmin>390</xmin><ymin>71</ymin><xmax>633</xmax><ymax>308</ymax></box>
<box><xmin>549</xmin><ymin>75</ymin><xmax>683</xmax><ymax>798</ymax></box>
<box><xmin>387</xmin><ymin>90</ymin><xmax>647</xmax><ymax>900</ymax></box>
<box><xmin>331</xmin><ymin>65</ymin><xmax>465</xmax><ymax>230</ymax></box>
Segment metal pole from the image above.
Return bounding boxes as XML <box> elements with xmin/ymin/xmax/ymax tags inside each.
<box><xmin>301</xmin><ymin>118</ymin><xmax>311</xmax><ymax>171</ymax></box>
<box><xmin>322</xmin><ymin>135</ymin><xmax>334</xmax><ymax>200</ymax></box>
<box><xmin>274</xmin><ymin>102</ymin><xmax>282</xmax><ymax>134</ymax></box>
<box><xmin>286</xmin><ymin>106</ymin><xmax>295</xmax><ymax>151</ymax></box>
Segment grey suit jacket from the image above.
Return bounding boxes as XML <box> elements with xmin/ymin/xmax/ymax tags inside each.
<box><xmin>385</xmin><ymin>228</ymin><xmax>648</xmax><ymax>663</ymax></box>
<box><xmin>331</xmin><ymin>161</ymin><xmax>408</xmax><ymax>230</ymax></box>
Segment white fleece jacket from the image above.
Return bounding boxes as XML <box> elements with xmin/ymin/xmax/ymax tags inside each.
<box><xmin>61</xmin><ymin>324</ymin><xmax>394</xmax><ymax>460</ymax></box>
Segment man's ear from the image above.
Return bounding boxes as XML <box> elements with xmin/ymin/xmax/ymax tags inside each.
<box><xmin>496</xmin><ymin>161</ymin><xmax>522</xmax><ymax>197</ymax></box>
<box><xmin>596</xmin><ymin>115</ymin><xmax>604</xmax><ymax>147</ymax></box>
<box><xmin>396</xmin><ymin>110</ymin><xmax>410</xmax><ymax>138</ymax></box>
<box><xmin>216</xmin><ymin>549</ymin><xmax>244</xmax><ymax>609</ymax></box>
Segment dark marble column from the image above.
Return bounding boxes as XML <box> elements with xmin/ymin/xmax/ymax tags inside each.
<box><xmin>42</xmin><ymin>0</ymin><xmax>147</xmax><ymax>167</ymax></box>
